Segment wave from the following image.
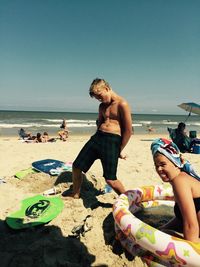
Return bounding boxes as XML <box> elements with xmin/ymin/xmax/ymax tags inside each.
<box><xmin>139</xmin><ymin>121</ymin><xmax>152</xmax><ymax>125</ymax></box>
<box><xmin>0</xmin><ymin>124</ymin><xmax>33</xmax><ymax>128</ymax></box>
<box><xmin>1</xmin><ymin>121</ymin><xmax>199</xmax><ymax>129</ymax></box>
<box><xmin>44</xmin><ymin>119</ymin><xmax>97</xmax><ymax>123</ymax></box>
<box><xmin>162</xmin><ymin>121</ymin><xmax>178</xmax><ymax>125</ymax></box>
<box><xmin>0</xmin><ymin>123</ymin><xmax>97</xmax><ymax>129</ymax></box>
<box><xmin>133</xmin><ymin>123</ymin><xmax>143</xmax><ymax>127</ymax></box>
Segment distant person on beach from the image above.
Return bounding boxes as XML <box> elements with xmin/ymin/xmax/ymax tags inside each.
<box><xmin>62</xmin><ymin>78</ymin><xmax>133</xmax><ymax>198</ymax></box>
<box><xmin>58</xmin><ymin>119</ymin><xmax>69</xmax><ymax>141</ymax></box>
<box><xmin>60</xmin><ymin>119</ymin><xmax>67</xmax><ymax>130</ymax></box>
<box><xmin>151</xmin><ymin>138</ymin><xmax>200</xmax><ymax>242</ymax></box>
<box><xmin>168</xmin><ymin>122</ymin><xmax>192</xmax><ymax>153</ymax></box>
<box><xmin>147</xmin><ymin>126</ymin><xmax>155</xmax><ymax>133</ymax></box>
<box><xmin>42</xmin><ymin>131</ymin><xmax>56</xmax><ymax>142</ymax></box>
<box><xmin>42</xmin><ymin>131</ymin><xmax>49</xmax><ymax>142</ymax></box>
<box><xmin>35</xmin><ymin>132</ymin><xmax>43</xmax><ymax>143</ymax></box>
<box><xmin>18</xmin><ymin>128</ymin><xmax>32</xmax><ymax>139</ymax></box>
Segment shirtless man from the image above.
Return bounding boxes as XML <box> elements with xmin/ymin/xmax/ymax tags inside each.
<box><xmin>63</xmin><ymin>78</ymin><xmax>133</xmax><ymax>198</ymax></box>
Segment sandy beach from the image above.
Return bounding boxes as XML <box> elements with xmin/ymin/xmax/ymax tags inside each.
<box><xmin>1</xmin><ymin>133</ymin><xmax>200</xmax><ymax>267</ymax></box>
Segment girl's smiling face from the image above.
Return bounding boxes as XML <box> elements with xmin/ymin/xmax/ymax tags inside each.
<box><xmin>153</xmin><ymin>152</ymin><xmax>180</xmax><ymax>182</ymax></box>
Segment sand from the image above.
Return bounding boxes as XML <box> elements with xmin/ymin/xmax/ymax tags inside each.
<box><xmin>0</xmin><ymin>133</ymin><xmax>200</xmax><ymax>267</ymax></box>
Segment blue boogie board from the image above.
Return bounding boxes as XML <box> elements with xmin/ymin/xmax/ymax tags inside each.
<box><xmin>32</xmin><ymin>159</ymin><xmax>64</xmax><ymax>175</ymax></box>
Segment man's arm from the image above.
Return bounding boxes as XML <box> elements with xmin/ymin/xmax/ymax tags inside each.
<box><xmin>97</xmin><ymin>104</ymin><xmax>104</xmax><ymax>129</ymax></box>
<box><xmin>119</xmin><ymin>100</ymin><xmax>133</xmax><ymax>155</ymax></box>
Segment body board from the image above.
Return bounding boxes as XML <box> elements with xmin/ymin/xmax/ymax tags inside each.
<box><xmin>6</xmin><ymin>194</ymin><xmax>64</xmax><ymax>229</ymax></box>
<box><xmin>32</xmin><ymin>159</ymin><xmax>64</xmax><ymax>174</ymax></box>
<box><xmin>15</xmin><ymin>167</ymin><xmax>38</xmax><ymax>179</ymax></box>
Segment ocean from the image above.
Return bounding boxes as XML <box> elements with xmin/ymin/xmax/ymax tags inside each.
<box><xmin>0</xmin><ymin>110</ymin><xmax>200</xmax><ymax>137</ymax></box>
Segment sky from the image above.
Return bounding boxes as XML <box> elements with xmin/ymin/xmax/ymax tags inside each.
<box><xmin>0</xmin><ymin>0</ymin><xmax>200</xmax><ymax>114</ymax></box>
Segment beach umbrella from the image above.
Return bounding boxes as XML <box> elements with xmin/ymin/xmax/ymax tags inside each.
<box><xmin>178</xmin><ymin>102</ymin><xmax>200</xmax><ymax>115</ymax></box>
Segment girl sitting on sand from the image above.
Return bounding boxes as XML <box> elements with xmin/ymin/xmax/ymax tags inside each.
<box><xmin>151</xmin><ymin>138</ymin><xmax>200</xmax><ymax>243</ymax></box>
<box><xmin>58</xmin><ymin>119</ymin><xmax>69</xmax><ymax>141</ymax></box>
<box><xmin>35</xmin><ymin>132</ymin><xmax>43</xmax><ymax>143</ymax></box>
<box><xmin>42</xmin><ymin>131</ymin><xmax>56</xmax><ymax>142</ymax></box>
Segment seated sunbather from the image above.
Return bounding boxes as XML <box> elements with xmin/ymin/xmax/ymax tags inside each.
<box><xmin>168</xmin><ymin>122</ymin><xmax>199</xmax><ymax>153</ymax></box>
<box><xmin>58</xmin><ymin>119</ymin><xmax>69</xmax><ymax>141</ymax></box>
<box><xmin>58</xmin><ymin>130</ymin><xmax>68</xmax><ymax>141</ymax></box>
<box><xmin>35</xmin><ymin>132</ymin><xmax>43</xmax><ymax>143</ymax></box>
<box><xmin>168</xmin><ymin>123</ymin><xmax>192</xmax><ymax>153</ymax></box>
<box><xmin>42</xmin><ymin>131</ymin><xmax>56</xmax><ymax>142</ymax></box>
<box><xmin>18</xmin><ymin>128</ymin><xmax>32</xmax><ymax>139</ymax></box>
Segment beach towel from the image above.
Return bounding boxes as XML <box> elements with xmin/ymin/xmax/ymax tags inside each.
<box><xmin>151</xmin><ymin>138</ymin><xmax>200</xmax><ymax>181</ymax></box>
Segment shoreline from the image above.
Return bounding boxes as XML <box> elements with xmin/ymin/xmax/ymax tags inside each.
<box><xmin>0</xmin><ymin>131</ymin><xmax>166</xmax><ymax>139</ymax></box>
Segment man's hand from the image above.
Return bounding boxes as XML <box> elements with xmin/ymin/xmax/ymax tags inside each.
<box><xmin>119</xmin><ymin>153</ymin><xmax>127</xmax><ymax>160</ymax></box>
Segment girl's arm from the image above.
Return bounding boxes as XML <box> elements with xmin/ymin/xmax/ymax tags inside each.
<box><xmin>173</xmin><ymin>176</ymin><xmax>200</xmax><ymax>243</ymax></box>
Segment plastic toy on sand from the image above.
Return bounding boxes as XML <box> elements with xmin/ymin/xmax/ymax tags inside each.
<box><xmin>113</xmin><ymin>184</ymin><xmax>200</xmax><ymax>267</ymax></box>
<box><xmin>6</xmin><ymin>194</ymin><xmax>64</xmax><ymax>229</ymax></box>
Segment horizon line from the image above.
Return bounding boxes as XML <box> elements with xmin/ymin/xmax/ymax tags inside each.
<box><xmin>0</xmin><ymin>109</ymin><xmax>194</xmax><ymax>117</ymax></box>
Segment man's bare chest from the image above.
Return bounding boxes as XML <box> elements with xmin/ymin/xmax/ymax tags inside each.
<box><xmin>102</xmin><ymin>103</ymin><xmax>119</xmax><ymax>120</ymax></box>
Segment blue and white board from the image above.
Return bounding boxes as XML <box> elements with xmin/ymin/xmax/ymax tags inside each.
<box><xmin>32</xmin><ymin>159</ymin><xmax>64</xmax><ymax>175</ymax></box>
<box><xmin>32</xmin><ymin>159</ymin><xmax>72</xmax><ymax>175</ymax></box>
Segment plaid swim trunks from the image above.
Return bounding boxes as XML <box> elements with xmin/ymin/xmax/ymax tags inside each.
<box><xmin>73</xmin><ymin>130</ymin><xmax>122</xmax><ymax>180</ymax></box>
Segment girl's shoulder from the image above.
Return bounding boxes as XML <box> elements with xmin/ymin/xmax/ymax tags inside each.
<box><xmin>173</xmin><ymin>172</ymin><xmax>188</xmax><ymax>185</ymax></box>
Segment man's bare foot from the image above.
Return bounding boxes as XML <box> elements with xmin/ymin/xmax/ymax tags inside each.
<box><xmin>62</xmin><ymin>189</ymin><xmax>80</xmax><ymax>199</ymax></box>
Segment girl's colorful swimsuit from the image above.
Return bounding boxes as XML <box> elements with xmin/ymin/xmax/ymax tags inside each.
<box><xmin>174</xmin><ymin>197</ymin><xmax>200</xmax><ymax>220</ymax></box>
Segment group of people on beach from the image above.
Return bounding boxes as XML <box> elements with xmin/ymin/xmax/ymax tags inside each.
<box><xmin>61</xmin><ymin>78</ymin><xmax>200</xmax><ymax>243</ymax></box>
<box><xmin>19</xmin><ymin>130</ymin><xmax>56</xmax><ymax>143</ymax></box>
<box><xmin>19</xmin><ymin>119</ymin><xmax>69</xmax><ymax>143</ymax></box>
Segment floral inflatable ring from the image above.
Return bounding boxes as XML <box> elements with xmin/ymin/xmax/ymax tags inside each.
<box><xmin>113</xmin><ymin>184</ymin><xmax>200</xmax><ymax>267</ymax></box>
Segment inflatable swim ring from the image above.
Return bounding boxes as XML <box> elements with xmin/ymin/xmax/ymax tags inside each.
<box><xmin>113</xmin><ymin>184</ymin><xmax>200</xmax><ymax>267</ymax></box>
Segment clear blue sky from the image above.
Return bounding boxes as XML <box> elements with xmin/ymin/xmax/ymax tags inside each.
<box><xmin>0</xmin><ymin>0</ymin><xmax>200</xmax><ymax>114</ymax></box>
